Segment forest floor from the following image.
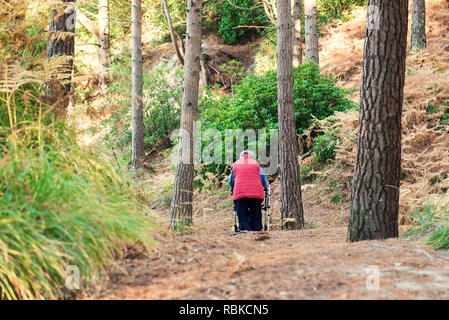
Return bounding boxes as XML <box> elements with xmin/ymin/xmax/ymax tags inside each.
<box><xmin>84</xmin><ymin>160</ymin><xmax>449</xmax><ymax>300</ymax></box>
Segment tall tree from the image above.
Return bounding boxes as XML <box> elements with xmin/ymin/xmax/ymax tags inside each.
<box><xmin>170</xmin><ymin>0</ymin><xmax>203</xmax><ymax>230</ymax></box>
<box><xmin>277</xmin><ymin>0</ymin><xmax>304</xmax><ymax>230</ymax></box>
<box><xmin>98</xmin><ymin>0</ymin><xmax>111</xmax><ymax>93</ymax></box>
<box><xmin>131</xmin><ymin>0</ymin><xmax>145</xmax><ymax>170</ymax></box>
<box><xmin>292</xmin><ymin>0</ymin><xmax>303</xmax><ymax>67</ymax></box>
<box><xmin>46</xmin><ymin>0</ymin><xmax>76</xmax><ymax>117</ymax></box>
<box><xmin>304</xmin><ymin>0</ymin><xmax>319</xmax><ymax>64</ymax></box>
<box><xmin>411</xmin><ymin>0</ymin><xmax>426</xmax><ymax>51</ymax></box>
<box><xmin>347</xmin><ymin>0</ymin><xmax>409</xmax><ymax>242</ymax></box>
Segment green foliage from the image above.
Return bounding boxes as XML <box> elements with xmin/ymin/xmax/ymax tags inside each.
<box><xmin>106</xmin><ymin>52</ymin><xmax>183</xmax><ymax>156</ymax></box>
<box><xmin>405</xmin><ymin>201</ymin><xmax>449</xmax><ymax>250</ymax></box>
<box><xmin>318</xmin><ymin>0</ymin><xmax>366</xmax><ymax>22</ymax></box>
<box><xmin>200</xmin><ymin>63</ymin><xmax>356</xmax><ymax>134</ymax></box>
<box><xmin>213</xmin><ymin>0</ymin><xmax>269</xmax><ymax>44</ymax></box>
<box><xmin>146</xmin><ymin>0</ymin><xmax>187</xmax><ymax>46</ymax></box>
<box><xmin>254</xmin><ymin>32</ymin><xmax>277</xmax><ymax>75</ymax></box>
<box><xmin>198</xmin><ymin>63</ymin><xmax>356</xmax><ymax>179</ymax></box>
<box><xmin>221</xmin><ymin>59</ymin><xmax>246</xmax><ymax>92</ymax></box>
<box><xmin>311</xmin><ymin>128</ymin><xmax>340</xmax><ymax>162</ymax></box>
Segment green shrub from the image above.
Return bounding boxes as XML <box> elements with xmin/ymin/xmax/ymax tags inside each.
<box><xmin>215</xmin><ymin>0</ymin><xmax>269</xmax><ymax>44</ymax></box>
<box><xmin>312</xmin><ymin>128</ymin><xmax>340</xmax><ymax>162</ymax></box>
<box><xmin>200</xmin><ymin>62</ymin><xmax>356</xmax><ymax>134</ymax></box>
<box><xmin>198</xmin><ymin>62</ymin><xmax>356</xmax><ymax>179</ymax></box>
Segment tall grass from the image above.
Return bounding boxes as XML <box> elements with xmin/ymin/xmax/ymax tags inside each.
<box><xmin>0</xmin><ymin>86</ymin><xmax>155</xmax><ymax>300</ymax></box>
<box><xmin>405</xmin><ymin>197</ymin><xmax>449</xmax><ymax>250</ymax></box>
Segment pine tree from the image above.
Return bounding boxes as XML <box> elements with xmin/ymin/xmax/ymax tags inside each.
<box><xmin>304</xmin><ymin>0</ymin><xmax>319</xmax><ymax>64</ymax></box>
<box><xmin>170</xmin><ymin>0</ymin><xmax>203</xmax><ymax>230</ymax></box>
<box><xmin>277</xmin><ymin>0</ymin><xmax>305</xmax><ymax>230</ymax></box>
<box><xmin>348</xmin><ymin>0</ymin><xmax>409</xmax><ymax>241</ymax></box>
<box><xmin>131</xmin><ymin>0</ymin><xmax>145</xmax><ymax>171</ymax></box>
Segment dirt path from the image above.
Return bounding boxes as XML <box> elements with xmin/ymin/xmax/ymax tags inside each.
<box><xmin>86</xmin><ymin>176</ymin><xmax>449</xmax><ymax>300</ymax></box>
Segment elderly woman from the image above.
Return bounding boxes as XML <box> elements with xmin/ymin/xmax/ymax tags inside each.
<box><xmin>229</xmin><ymin>151</ymin><xmax>268</xmax><ymax>232</ymax></box>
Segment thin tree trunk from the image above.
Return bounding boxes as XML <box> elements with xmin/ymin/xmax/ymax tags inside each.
<box><xmin>77</xmin><ymin>11</ymin><xmax>100</xmax><ymax>38</ymax></box>
<box><xmin>347</xmin><ymin>0</ymin><xmax>408</xmax><ymax>242</ymax></box>
<box><xmin>292</xmin><ymin>0</ymin><xmax>303</xmax><ymax>67</ymax></box>
<box><xmin>411</xmin><ymin>0</ymin><xmax>426</xmax><ymax>51</ymax></box>
<box><xmin>277</xmin><ymin>0</ymin><xmax>304</xmax><ymax>230</ymax></box>
<box><xmin>170</xmin><ymin>0</ymin><xmax>203</xmax><ymax>230</ymax></box>
<box><xmin>98</xmin><ymin>0</ymin><xmax>111</xmax><ymax>93</ymax></box>
<box><xmin>161</xmin><ymin>0</ymin><xmax>185</xmax><ymax>65</ymax></box>
<box><xmin>304</xmin><ymin>0</ymin><xmax>319</xmax><ymax>65</ymax></box>
<box><xmin>46</xmin><ymin>0</ymin><xmax>76</xmax><ymax>118</ymax></box>
<box><xmin>131</xmin><ymin>0</ymin><xmax>145</xmax><ymax>171</ymax></box>
<box><xmin>263</xmin><ymin>0</ymin><xmax>277</xmax><ymax>25</ymax></box>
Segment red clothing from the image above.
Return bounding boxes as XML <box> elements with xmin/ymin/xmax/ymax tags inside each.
<box><xmin>232</xmin><ymin>156</ymin><xmax>265</xmax><ymax>201</ymax></box>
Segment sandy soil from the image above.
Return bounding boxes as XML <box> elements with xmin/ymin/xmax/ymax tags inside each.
<box><xmin>88</xmin><ymin>180</ymin><xmax>449</xmax><ymax>300</ymax></box>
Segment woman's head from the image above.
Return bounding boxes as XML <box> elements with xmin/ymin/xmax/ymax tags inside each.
<box><xmin>240</xmin><ymin>150</ymin><xmax>254</xmax><ymax>159</ymax></box>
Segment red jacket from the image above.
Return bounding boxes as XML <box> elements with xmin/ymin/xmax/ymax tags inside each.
<box><xmin>230</xmin><ymin>156</ymin><xmax>265</xmax><ymax>201</ymax></box>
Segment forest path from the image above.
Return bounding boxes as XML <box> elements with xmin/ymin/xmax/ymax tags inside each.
<box><xmin>89</xmin><ymin>173</ymin><xmax>449</xmax><ymax>300</ymax></box>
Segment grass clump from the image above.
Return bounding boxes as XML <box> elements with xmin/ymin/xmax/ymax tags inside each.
<box><xmin>0</xmin><ymin>127</ymin><xmax>155</xmax><ymax>299</ymax></box>
<box><xmin>405</xmin><ymin>198</ymin><xmax>449</xmax><ymax>250</ymax></box>
<box><xmin>0</xmin><ymin>84</ymin><xmax>155</xmax><ymax>299</ymax></box>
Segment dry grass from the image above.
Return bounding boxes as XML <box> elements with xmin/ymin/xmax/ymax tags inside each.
<box><xmin>310</xmin><ymin>0</ymin><xmax>449</xmax><ymax>222</ymax></box>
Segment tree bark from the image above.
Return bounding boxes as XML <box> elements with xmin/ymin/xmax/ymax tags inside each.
<box><xmin>292</xmin><ymin>0</ymin><xmax>302</xmax><ymax>67</ymax></box>
<box><xmin>170</xmin><ymin>0</ymin><xmax>203</xmax><ymax>230</ymax></box>
<box><xmin>46</xmin><ymin>0</ymin><xmax>76</xmax><ymax>118</ymax></box>
<box><xmin>347</xmin><ymin>0</ymin><xmax>408</xmax><ymax>242</ymax></box>
<box><xmin>277</xmin><ymin>0</ymin><xmax>304</xmax><ymax>230</ymax></box>
<box><xmin>411</xmin><ymin>0</ymin><xmax>426</xmax><ymax>51</ymax></box>
<box><xmin>98</xmin><ymin>0</ymin><xmax>111</xmax><ymax>93</ymax></box>
<box><xmin>131</xmin><ymin>0</ymin><xmax>145</xmax><ymax>171</ymax></box>
<box><xmin>304</xmin><ymin>0</ymin><xmax>319</xmax><ymax>65</ymax></box>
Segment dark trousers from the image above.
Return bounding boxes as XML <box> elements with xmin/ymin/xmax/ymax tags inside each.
<box><xmin>234</xmin><ymin>198</ymin><xmax>263</xmax><ymax>231</ymax></box>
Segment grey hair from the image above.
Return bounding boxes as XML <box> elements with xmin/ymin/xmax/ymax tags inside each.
<box><xmin>240</xmin><ymin>150</ymin><xmax>254</xmax><ymax>158</ymax></box>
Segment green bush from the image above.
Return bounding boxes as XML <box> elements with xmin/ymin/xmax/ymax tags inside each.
<box><xmin>198</xmin><ymin>63</ymin><xmax>356</xmax><ymax>179</ymax></box>
<box><xmin>200</xmin><ymin>62</ymin><xmax>356</xmax><ymax>134</ymax></box>
<box><xmin>312</xmin><ymin>128</ymin><xmax>340</xmax><ymax>162</ymax></box>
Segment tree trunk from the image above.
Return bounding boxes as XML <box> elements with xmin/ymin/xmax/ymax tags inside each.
<box><xmin>98</xmin><ymin>0</ymin><xmax>111</xmax><ymax>93</ymax></box>
<box><xmin>170</xmin><ymin>0</ymin><xmax>203</xmax><ymax>230</ymax></box>
<box><xmin>347</xmin><ymin>0</ymin><xmax>408</xmax><ymax>242</ymax></box>
<box><xmin>411</xmin><ymin>0</ymin><xmax>426</xmax><ymax>51</ymax></box>
<box><xmin>304</xmin><ymin>0</ymin><xmax>319</xmax><ymax>65</ymax></box>
<box><xmin>46</xmin><ymin>0</ymin><xmax>76</xmax><ymax>118</ymax></box>
<box><xmin>131</xmin><ymin>0</ymin><xmax>145</xmax><ymax>171</ymax></box>
<box><xmin>161</xmin><ymin>0</ymin><xmax>185</xmax><ymax>65</ymax></box>
<box><xmin>277</xmin><ymin>0</ymin><xmax>304</xmax><ymax>230</ymax></box>
<box><xmin>292</xmin><ymin>0</ymin><xmax>303</xmax><ymax>67</ymax></box>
